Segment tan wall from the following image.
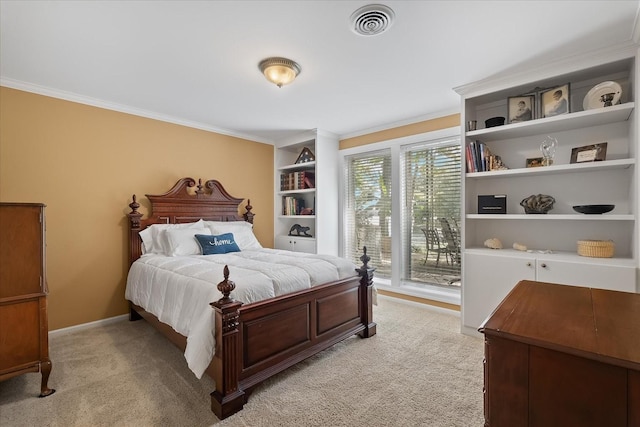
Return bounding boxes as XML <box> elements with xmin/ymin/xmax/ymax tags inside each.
<box><xmin>340</xmin><ymin>113</ymin><xmax>460</xmax><ymax>150</ymax></box>
<box><xmin>0</xmin><ymin>87</ymin><xmax>274</xmax><ymax>330</ymax></box>
<box><xmin>0</xmin><ymin>87</ymin><xmax>459</xmax><ymax>329</ymax></box>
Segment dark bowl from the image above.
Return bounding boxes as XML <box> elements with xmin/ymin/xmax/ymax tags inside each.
<box><xmin>572</xmin><ymin>204</ymin><xmax>615</xmax><ymax>214</ymax></box>
<box><xmin>485</xmin><ymin>116</ymin><xmax>505</xmax><ymax>128</ymax></box>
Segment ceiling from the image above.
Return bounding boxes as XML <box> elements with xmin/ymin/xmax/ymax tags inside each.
<box><xmin>1</xmin><ymin>1</ymin><xmax>639</xmax><ymax>144</ymax></box>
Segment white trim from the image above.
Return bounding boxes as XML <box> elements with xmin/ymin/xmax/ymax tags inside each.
<box><xmin>339</xmin><ymin>108</ymin><xmax>459</xmax><ymax>140</ymax></box>
<box><xmin>376</xmin><ymin>279</ymin><xmax>461</xmax><ymax>306</ymax></box>
<box><xmin>377</xmin><ymin>293</ymin><xmax>460</xmax><ymax>317</ymax></box>
<box><xmin>340</xmin><ymin>126</ymin><xmax>463</xmax><ymax>307</ymax></box>
<box><xmin>401</xmin><ymin>281</ymin><xmax>461</xmax><ymax>305</ymax></box>
<box><xmin>0</xmin><ymin>77</ymin><xmax>461</xmax><ymax>146</ymax></box>
<box><xmin>633</xmin><ymin>3</ymin><xmax>640</xmax><ymax>45</ymax></box>
<box><xmin>0</xmin><ymin>77</ymin><xmax>274</xmax><ymax>145</ymax></box>
<box><xmin>454</xmin><ymin>42</ymin><xmax>638</xmax><ymax>98</ymax></box>
<box><xmin>0</xmin><ymin>76</ymin><xmax>460</xmax><ymax>145</ymax></box>
<box><xmin>340</xmin><ymin>126</ymin><xmax>460</xmax><ymax>156</ymax></box>
<box><xmin>49</xmin><ymin>314</ymin><xmax>128</xmax><ymax>337</ymax></box>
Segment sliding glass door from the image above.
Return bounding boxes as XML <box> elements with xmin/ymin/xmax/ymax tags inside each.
<box><xmin>341</xmin><ymin>132</ymin><xmax>461</xmax><ymax>301</ymax></box>
<box><xmin>402</xmin><ymin>139</ymin><xmax>461</xmax><ymax>287</ymax></box>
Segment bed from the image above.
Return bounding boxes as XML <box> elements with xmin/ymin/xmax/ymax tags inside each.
<box><xmin>125</xmin><ymin>177</ymin><xmax>376</xmax><ymax>419</ymax></box>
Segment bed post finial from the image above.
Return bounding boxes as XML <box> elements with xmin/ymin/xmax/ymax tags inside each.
<box><xmin>216</xmin><ymin>265</ymin><xmax>236</xmax><ymax>303</ymax></box>
<box><xmin>128</xmin><ymin>194</ymin><xmax>143</xmax><ymax>229</ymax></box>
<box><xmin>243</xmin><ymin>199</ymin><xmax>254</xmax><ymax>224</ymax></box>
<box><xmin>360</xmin><ymin>246</ymin><xmax>370</xmax><ymax>268</ymax></box>
<box><xmin>129</xmin><ymin>194</ymin><xmax>140</xmax><ymax>213</ymax></box>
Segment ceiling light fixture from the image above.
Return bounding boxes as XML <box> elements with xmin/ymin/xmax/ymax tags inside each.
<box><xmin>258</xmin><ymin>57</ymin><xmax>302</xmax><ymax>88</ymax></box>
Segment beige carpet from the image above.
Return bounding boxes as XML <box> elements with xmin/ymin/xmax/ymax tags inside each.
<box><xmin>0</xmin><ymin>297</ymin><xmax>484</xmax><ymax>426</ymax></box>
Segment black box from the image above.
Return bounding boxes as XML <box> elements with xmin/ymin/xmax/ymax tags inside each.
<box><xmin>478</xmin><ymin>195</ymin><xmax>506</xmax><ymax>214</ymax></box>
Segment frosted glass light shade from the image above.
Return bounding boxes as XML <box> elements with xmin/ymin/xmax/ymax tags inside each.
<box><xmin>259</xmin><ymin>57</ymin><xmax>301</xmax><ymax>88</ymax></box>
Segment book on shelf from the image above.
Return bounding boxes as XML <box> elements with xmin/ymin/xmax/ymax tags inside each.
<box><xmin>466</xmin><ymin>140</ymin><xmax>496</xmax><ymax>173</ymax></box>
<box><xmin>280</xmin><ymin>171</ymin><xmax>315</xmax><ymax>191</ymax></box>
<box><xmin>282</xmin><ymin>196</ymin><xmax>307</xmax><ymax>215</ymax></box>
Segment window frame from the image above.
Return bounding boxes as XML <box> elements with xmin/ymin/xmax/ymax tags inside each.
<box><xmin>339</xmin><ymin>126</ymin><xmax>461</xmax><ymax>305</ymax></box>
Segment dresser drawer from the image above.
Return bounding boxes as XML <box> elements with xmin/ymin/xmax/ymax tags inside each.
<box><xmin>0</xmin><ymin>298</ymin><xmax>41</xmax><ymax>372</ymax></box>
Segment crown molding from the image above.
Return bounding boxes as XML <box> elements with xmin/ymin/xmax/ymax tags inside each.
<box><xmin>339</xmin><ymin>106</ymin><xmax>460</xmax><ymax>140</ymax></box>
<box><xmin>454</xmin><ymin>41</ymin><xmax>639</xmax><ymax>99</ymax></box>
<box><xmin>0</xmin><ymin>77</ymin><xmax>274</xmax><ymax>145</ymax></box>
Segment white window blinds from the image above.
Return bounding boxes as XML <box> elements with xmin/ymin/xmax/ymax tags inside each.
<box><xmin>343</xmin><ymin>149</ymin><xmax>392</xmax><ymax>278</ymax></box>
<box><xmin>402</xmin><ymin>138</ymin><xmax>461</xmax><ymax>284</ymax></box>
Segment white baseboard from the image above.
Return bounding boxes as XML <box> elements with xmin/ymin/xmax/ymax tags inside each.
<box><xmin>49</xmin><ymin>314</ymin><xmax>129</xmax><ymax>337</ymax></box>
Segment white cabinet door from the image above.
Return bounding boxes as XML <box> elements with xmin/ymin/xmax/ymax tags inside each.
<box><xmin>462</xmin><ymin>252</ymin><xmax>535</xmax><ymax>332</ymax></box>
<box><xmin>274</xmin><ymin>235</ymin><xmax>316</xmax><ymax>253</ymax></box>
<box><xmin>463</xmin><ymin>252</ymin><xmax>638</xmax><ymax>334</ymax></box>
<box><xmin>536</xmin><ymin>258</ymin><xmax>636</xmax><ymax>293</ymax></box>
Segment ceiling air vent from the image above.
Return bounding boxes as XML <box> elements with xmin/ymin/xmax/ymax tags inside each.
<box><xmin>350</xmin><ymin>4</ymin><xmax>395</xmax><ymax>36</ymax></box>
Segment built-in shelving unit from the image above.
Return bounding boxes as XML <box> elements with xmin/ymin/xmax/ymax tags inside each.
<box><xmin>274</xmin><ymin>129</ymin><xmax>339</xmax><ymax>255</ymax></box>
<box><xmin>455</xmin><ymin>45</ymin><xmax>639</xmax><ymax>335</ymax></box>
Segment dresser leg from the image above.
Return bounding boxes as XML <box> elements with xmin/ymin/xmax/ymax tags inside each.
<box><xmin>38</xmin><ymin>358</ymin><xmax>55</xmax><ymax>397</ymax></box>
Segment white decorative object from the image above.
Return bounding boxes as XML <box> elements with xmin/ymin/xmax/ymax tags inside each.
<box><xmin>540</xmin><ymin>136</ymin><xmax>558</xmax><ymax>166</ymax></box>
<box><xmin>484</xmin><ymin>238</ymin><xmax>503</xmax><ymax>249</ymax></box>
<box><xmin>513</xmin><ymin>242</ymin><xmax>527</xmax><ymax>251</ymax></box>
<box><xmin>583</xmin><ymin>81</ymin><xmax>622</xmax><ymax>110</ymax></box>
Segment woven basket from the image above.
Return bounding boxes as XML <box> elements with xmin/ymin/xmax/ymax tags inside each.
<box><xmin>577</xmin><ymin>240</ymin><xmax>614</xmax><ymax>258</ymax></box>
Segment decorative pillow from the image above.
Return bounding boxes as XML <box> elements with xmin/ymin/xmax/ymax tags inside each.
<box><xmin>163</xmin><ymin>227</ymin><xmax>210</xmax><ymax>256</ymax></box>
<box><xmin>195</xmin><ymin>233</ymin><xmax>241</xmax><ymax>255</ymax></box>
<box><xmin>204</xmin><ymin>221</ymin><xmax>262</xmax><ymax>250</ymax></box>
<box><xmin>139</xmin><ymin>219</ymin><xmax>205</xmax><ymax>254</ymax></box>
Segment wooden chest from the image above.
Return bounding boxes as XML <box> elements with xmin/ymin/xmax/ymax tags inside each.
<box><xmin>479</xmin><ymin>280</ymin><xmax>639</xmax><ymax>426</ymax></box>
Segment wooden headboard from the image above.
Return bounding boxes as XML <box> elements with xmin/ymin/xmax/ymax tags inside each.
<box><xmin>126</xmin><ymin>177</ymin><xmax>254</xmax><ymax>265</ymax></box>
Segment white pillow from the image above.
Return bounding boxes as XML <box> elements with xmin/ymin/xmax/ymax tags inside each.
<box><xmin>139</xmin><ymin>219</ymin><xmax>205</xmax><ymax>254</ymax></box>
<box><xmin>163</xmin><ymin>227</ymin><xmax>210</xmax><ymax>256</ymax></box>
<box><xmin>204</xmin><ymin>221</ymin><xmax>262</xmax><ymax>250</ymax></box>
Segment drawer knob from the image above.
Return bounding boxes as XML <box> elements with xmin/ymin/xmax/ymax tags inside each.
<box><xmin>540</xmin><ymin>263</ymin><xmax>547</xmax><ymax>268</ymax></box>
<box><xmin>526</xmin><ymin>262</ymin><xmax>532</xmax><ymax>267</ymax></box>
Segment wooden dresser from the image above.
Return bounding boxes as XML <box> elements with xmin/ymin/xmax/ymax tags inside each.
<box><xmin>479</xmin><ymin>280</ymin><xmax>639</xmax><ymax>427</ymax></box>
<box><xmin>0</xmin><ymin>202</ymin><xmax>55</xmax><ymax>396</ymax></box>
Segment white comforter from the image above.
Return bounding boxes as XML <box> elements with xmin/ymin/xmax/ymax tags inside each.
<box><xmin>125</xmin><ymin>248</ymin><xmax>359</xmax><ymax>378</ymax></box>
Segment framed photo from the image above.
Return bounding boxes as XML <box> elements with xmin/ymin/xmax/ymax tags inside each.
<box><xmin>508</xmin><ymin>95</ymin><xmax>535</xmax><ymax>123</ymax></box>
<box><xmin>526</xmin><ymin>157</ymin><xmax>544</xmax><ymax>168</ymax></box>
<box><xmin>541</xmin><ymin>84</ymin><xmax>570</xmax><ymax>118</ymax></box>
<box><xmin>570</xmin><ymin>142</ymin><xmax>608</xmax><ymax>163</ymax></box>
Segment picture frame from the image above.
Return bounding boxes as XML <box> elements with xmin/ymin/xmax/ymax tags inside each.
<box><xmin>526</xmin><ymin>157</ymin><xmax>544</xmax><ymax>168</ymax></box>
<box><xmin>570</xmin><ymin>142</ymin><xmax>608</xmax><ymax>164</ymax></box>
<box><xmin>541</xmin><ymin>84</ymin><xmax>570</xmax><ymax>118</ymax></box>
<box><xmin>508</xmin><ymin>95</ymin><xmax>535</xmax><ymax>123</ymax></box>
<box><xmin>295</xmin><ymin>147</ymin><xmax>315</xmax><ymax>164</ymax></box>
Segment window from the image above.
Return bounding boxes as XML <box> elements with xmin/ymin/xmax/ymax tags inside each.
<box><xmin>402</xmin><ymin>138</ymin><xmax>461</xmax><ymax>288</ymax></box>
<box><xmin>341</xmin><ymin>129</ymin><xmax>461</xmax><ymax>304</ymax></box>
<box><xmin>343</xmin><ymin>149</ymin><xmax>392</xmax><ymax>279</ymax></box>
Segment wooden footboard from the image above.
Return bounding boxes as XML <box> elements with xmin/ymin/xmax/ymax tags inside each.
<box><xmin>129</xmin><ymin>254</ymin><xmax>375</xmax><ymax>420</ymax></box>
<box><xmin>209</xmin><ymin>254</ymin><xmax>376</xmax><ymax>419</ymax></box>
